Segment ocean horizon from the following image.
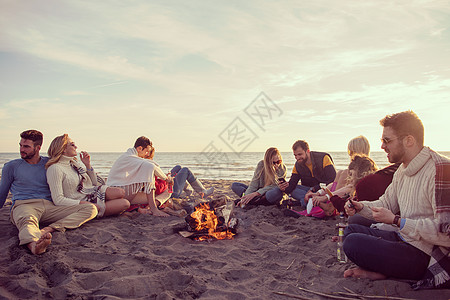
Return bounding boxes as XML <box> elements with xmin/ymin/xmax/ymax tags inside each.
<box><xmin>2</xmin><ymin>151</ymin><xmax>449</xmax><ymax>181</ymax></box>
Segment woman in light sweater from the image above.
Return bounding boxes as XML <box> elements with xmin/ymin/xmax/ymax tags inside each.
<box><xmin>46</xmin><ymin>134</ymin><xmax>129</xmax><ymax>217</ymax></box>
<box><xmin>231</xmin><ymin>147</ymin><xmax>287</xmax><ymax>207</ymax></box>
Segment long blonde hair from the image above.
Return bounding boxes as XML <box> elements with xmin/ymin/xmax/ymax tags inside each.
<box><xmin>46</xmin><ymin>134</ymin><xmax>69</xmax><ymax>169</ymax></box>
<box><xmin>347</xmin><ymin>135</ymin><xmax>370</xmax><ymax>158</ymax></box>
<box><xmin>259</xmin><ymin>147</ymin><xmax>282</xmax><ymax>186</ymax></box>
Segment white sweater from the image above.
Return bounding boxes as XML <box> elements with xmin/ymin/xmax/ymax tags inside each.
<box><xmin>359</xmin><ymin>147</ymin><xmax>450</xmax><ymax>255</ymax></box>
<box><xmin>47</xmin><ymin>156</ymin><xmax>100</xmax><ymax>206</ymax></box>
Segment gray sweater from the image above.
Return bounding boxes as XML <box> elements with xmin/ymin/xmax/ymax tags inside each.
<box><xmin>245</xmin><ymin>160</ymin><xmax>287</xmax><ymax>195</ymax></box>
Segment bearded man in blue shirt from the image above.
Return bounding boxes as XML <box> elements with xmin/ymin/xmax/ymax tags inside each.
<box><xmin>0</xmin><ymin>130</ymin><xmax>97</xmax><ymax>254</ymax></box>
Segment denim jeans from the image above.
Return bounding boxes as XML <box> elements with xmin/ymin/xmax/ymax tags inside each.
<box><xmin>231</xmin><ymin>182</ymin><xmax>284</xmax><ymax>205</ymax></box>
<box><xmin>170</xmin><ymin>165</ymin><xmax>196</xmax><ymax>198</ymax></box>
<box><xmin>267</xmin><ymin>185</ymin><xmax>311</xmax><ymax>206</ymax></box>
<box><xmin>343</xmin><ymin>224</ymin><xmax>430</xmax><ymax>280</ymax></box>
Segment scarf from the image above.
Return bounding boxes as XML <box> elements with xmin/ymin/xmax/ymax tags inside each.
<box><xmin>412</xmin><ymin>149</ymin><xmax>450</xmax><ymax>290</ymax></box>
<box><xmin>70</xmin><ymin>159</ymin><xmax>106</xmax><ymax>217</ymax></box>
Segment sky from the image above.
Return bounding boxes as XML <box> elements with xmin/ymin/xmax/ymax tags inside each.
<box><xmin>1</xmin><ymin>0</ymin><xmax>450</xmax><ymax>154</ymax></box>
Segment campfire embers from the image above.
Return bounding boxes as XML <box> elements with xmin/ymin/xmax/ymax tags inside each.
<box><xmin>175</xmin><ymin>200</ymin><xmax>238</xmax><ymax>241</ymax></box>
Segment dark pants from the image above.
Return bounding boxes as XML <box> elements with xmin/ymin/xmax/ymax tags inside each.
<box><xmin>348</xmin><ymin>214</ymin><xmax>376</xmax><ymax>227</ymax></box>
<box><xmin>343</xmin><ymin>224</ymin><xmax>430</xmax><ymax>280</ymax></box>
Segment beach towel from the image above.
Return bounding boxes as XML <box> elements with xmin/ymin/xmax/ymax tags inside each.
<box><xmin>412</xmin><ymin>149</ymin><xmax>450</xmax><ymax>290</ymax></box>
<box><xmin>107</xmin><ymin>148</ymin><xmax>156</xmax><ymax>196</ymax></box>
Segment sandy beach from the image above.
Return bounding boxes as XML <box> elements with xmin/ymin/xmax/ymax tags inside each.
<box><xmin>0</xmin><ymin>179</ymin><xmax>449</xmax><ymax>300</ymax></box>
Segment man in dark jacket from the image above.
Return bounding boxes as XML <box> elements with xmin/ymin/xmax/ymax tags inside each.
<box><xmin>278</xmin><ymin>140</ymin><xmax>336</xmax><ymax>206</ymax></box>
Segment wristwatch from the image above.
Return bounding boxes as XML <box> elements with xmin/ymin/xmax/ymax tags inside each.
<box><xmin>393</xmin><ymin>215</ymin><xmax>401</xmax><ymax>227</ymax></box>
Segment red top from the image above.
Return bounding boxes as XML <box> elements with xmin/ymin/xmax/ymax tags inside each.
<box><xmin>330</xmin><ymin>163</ymin><xmax>400</xmax><ymax>212</ymax></box>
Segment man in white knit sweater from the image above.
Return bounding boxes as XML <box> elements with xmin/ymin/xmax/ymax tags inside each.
<box><xmin>343</xmin><ymin>111</ymin><xmax>450</xmax><ymax>288</ymax></box>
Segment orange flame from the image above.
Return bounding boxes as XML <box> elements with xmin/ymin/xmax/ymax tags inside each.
<box><xmin>190</xmin><ymin>203</ymin><xmax>234</xmax><ymax>240</ymax></box>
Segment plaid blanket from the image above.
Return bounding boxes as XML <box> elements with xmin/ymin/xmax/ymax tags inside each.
<box><xmin>412</xmin><ymin>148</ymin><xmax>450</xmax><ymax>290</ymax></box>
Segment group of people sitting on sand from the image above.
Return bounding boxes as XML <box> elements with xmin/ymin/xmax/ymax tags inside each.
<box><xmin>0</xmin><ymin>110</ymin><xmax>449</xmax><ymax>290</ymax></box>
<box><xmin>0</xmin><ymin>133</ymin><xmax>214</xmax><ymax>255</ymax></box>
<box><xmin>232</xmin><ymin>110</ymin><xmax>449</xmax><ymax>290</ymax></box>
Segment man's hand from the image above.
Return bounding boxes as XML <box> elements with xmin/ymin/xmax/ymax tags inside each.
<box><xmin>278</xmin><ymin>181</ymin><xmax>289</xmax><ymax>191</ymax></box>
<box><xmin>370</xmin><ymin>207</ymin><xmax>395</xmax><ymax>224</ymax></box>
<box><xmin>344</xmin><ymin>199</ymin><xmax>363</xmax><ymax>216</ymax></box>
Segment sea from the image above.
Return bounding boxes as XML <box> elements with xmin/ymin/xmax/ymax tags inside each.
<box><xmin>1</xmin><ymin>151</ymin><xmax>449</xmax><ymax>181</ymax></box>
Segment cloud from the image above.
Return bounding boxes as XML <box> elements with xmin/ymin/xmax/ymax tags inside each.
<box><xmin>63</xmin><ymin>91</ymin><xmax>90</xmax><ymax>96</ymax></box>
<box><xmin>1</xmin><ymin>0</ymin><xmax>450</xmax><ymax>151</ymax></box>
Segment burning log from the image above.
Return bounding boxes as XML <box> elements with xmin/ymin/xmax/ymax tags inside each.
<box><xmin>176</xmin><ymin>201</ymin><xmax>238</xmax><ymax>241</ymax></box>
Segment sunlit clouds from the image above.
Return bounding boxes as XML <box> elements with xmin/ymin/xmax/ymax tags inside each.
<box><xmin>1</xmin><ymin>0</ymin><xmax>449</xmax><ymax>152</ymax></box>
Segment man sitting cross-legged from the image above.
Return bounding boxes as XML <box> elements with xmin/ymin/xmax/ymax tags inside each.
<box><xmin>344</xmin><ymin>111</ymin><xmax>450</xmax><ymax>290</ymax></box>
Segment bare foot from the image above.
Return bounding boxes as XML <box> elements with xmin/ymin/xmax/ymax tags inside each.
<box><xmin>138</xmin><ymin>207</ymin><xmax>152</xmax><ymax>214</ymax></box>
<box><xmin>28</xmin><ymin>232</ymin><xmax>52</xmax><ymax>255</ymax></box>
<box><xmin>152</xmin><ymin>210</ymin><xmax>169</xmax><ymax>217</ymax></box>
<box><xmin>41</xmin><ymin>226</ymin><xmax>54</xmax><ymax>235</ymax></box>
<box><xmin>344</xmin><ymin>267</ymin><xmax>387</xmax><ymax>280</ymax></box>
<box><xmin>138</xmin><ymin>207</ymin><xmax>169</xmax><ymax>217</ymax></box>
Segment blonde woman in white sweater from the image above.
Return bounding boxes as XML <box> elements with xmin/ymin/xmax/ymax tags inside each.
<box><xmin>46</xmin><ymin>134</ymin><xmax>129</xmax><ymax>217</ymax></box>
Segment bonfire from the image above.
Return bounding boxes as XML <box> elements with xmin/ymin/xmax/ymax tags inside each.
<box><xmin>175</xmin><ymin>200</ymin><xmax>238</xmax><ymax>241</ymax></box>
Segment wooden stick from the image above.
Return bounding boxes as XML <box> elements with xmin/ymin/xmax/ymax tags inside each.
<box><xmin>295</xmin><ymin>264</ymin><xmax>305</xmax><ymax>287</ymax></box>
<box><xmin>286</xmin><ymin>258</ymin><xmax>296</xmax><ymax>270</ymax></box>
<box><xmin>342</xmin><ymin>287</ymin><xmax>366</xmax><ymax>300</ymax></box>
<box><xmin>298</xmin><ymin>286</ymin><xmax>356</xmax><ymax>300</ymax></box>
<box><xmin>273</xmin><ymin>291</ymin><xmax>311</xmax><ymax>300</ymax></box>
<box><xmin>333</xmin><ymin>291</ymin><xmax>415</xmax><ymax>300</ymax></box>
<box><xmin>343</xmin><ymin>287</ymin><xmax>356</xmax><ymax>294</ymax></box>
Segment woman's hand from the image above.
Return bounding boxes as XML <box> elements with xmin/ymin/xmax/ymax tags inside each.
<box><xmin>304</xmin><ymin>190</ymin><xmax>316</xmax><ymax>202</ymax></box>
<box><xmin>278</xmin><ymin>181</ymin><xmax>289</xmax><ymax>191</ymax></box>
<box><xmin>311</xmin><ymin>195</ymin><xmax>327</xmax><ymax>206</ymax></box>
<box><xmin>238</xmin><ymin>192</ymin><xmax>260</xmax><ymax>206</ymax></box>
<box><xmin>79</xmin><ymin>151</ymin><xmax>92</xmax><ymax>169</ymax></box>
<box><xmin>165</xmin><ymin>175</ymin><xmax>174</xmax><ymax>184</ymax></box>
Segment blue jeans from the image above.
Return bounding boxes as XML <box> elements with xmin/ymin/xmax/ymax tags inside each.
<box><xmin>267</xmin><ymin>185</ymin><xmax>311</xmax><ymax>206</ymax></box>
<box><xmin>170</xmin><ymin>165</ymin><xmax>196</xmax><ymax>198</ymax></box>
<box><xmin>343</xmin><ymin>224</ymin><xmax>430</xmax><ymax>280</ymax></box>
<box><xmin>231</xmin><ymin>182</ymin><xmax>283</xmax><ymax>205</ymax></box>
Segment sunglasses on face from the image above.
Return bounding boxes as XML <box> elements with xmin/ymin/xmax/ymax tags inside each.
<box><xmin>273</xmin><ymin>160</ymin><xmax>282</xmax><ymax>165</ymax></box>
<box><xmin>380</xmin><ymin>136</ymin><xmax>403</xmax><ymax>144</ymax></box>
